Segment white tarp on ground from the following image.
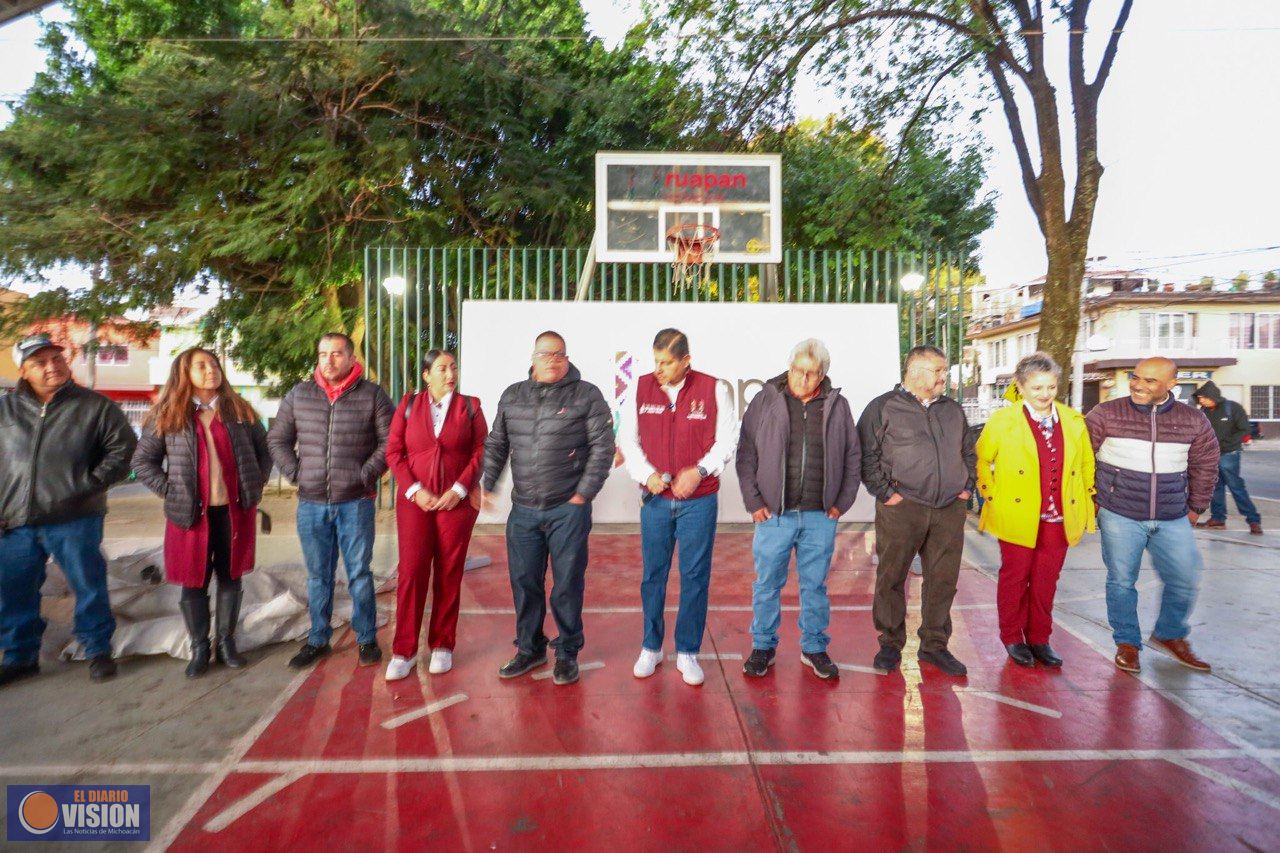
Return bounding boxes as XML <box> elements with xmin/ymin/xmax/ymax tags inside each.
<box><xmin>43</xmin><ymin>543</ymin><xmax>393</xmax><ymax>661</ymax></box>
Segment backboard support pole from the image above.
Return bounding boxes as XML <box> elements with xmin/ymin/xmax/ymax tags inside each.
<box><xmin>574</xmin><ymin>237</ymin><xmax>597</xmax><ymax>301</ymax></box>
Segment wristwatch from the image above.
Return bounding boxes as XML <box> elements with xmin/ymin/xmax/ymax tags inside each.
<box><xmin>660</xmin><ymin>472</ymin><xmax>673</xmax><ymax>486</ymax></box>
<box><xmin>696</xmin><ymin>466</ymin><xmax>709</xmax><ymax>478</ymax></box>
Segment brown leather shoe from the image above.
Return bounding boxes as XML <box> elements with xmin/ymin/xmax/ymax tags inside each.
<box><xmin>1150</xmin><ymin>637</ymin><xmax>1211</xmax><ymax>672</ymax></box>
<box><xmin>1114</xmin><ymin>643</ymin><xmax>1141</xmax><ymax>673</ymax></box>
<box><xmin>1196</xmin><ymin>519</ymin><xmax>1226</xmax><ymax>529</ymax></box>
<box><xmin>1250</xmin><ymin>523</ymin><xmax>1264</xmax><ymax>536</ymax></box>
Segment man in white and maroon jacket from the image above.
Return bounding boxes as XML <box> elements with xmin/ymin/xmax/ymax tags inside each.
<box><xmin>617</xmin><ymin>329</ymin><xmax>737</xmax><ymax>687</ymax></box>
<box><xmin>1086</xmin><ymin>356</ymin><xmax>1219</xmax><ymax>675</ymax></box>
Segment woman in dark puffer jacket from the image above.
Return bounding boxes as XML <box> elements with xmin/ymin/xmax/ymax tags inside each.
<box><xmin>132</xmin><ymin>348</ymin><xmax>271</xmax><ymax>678</ymax></box>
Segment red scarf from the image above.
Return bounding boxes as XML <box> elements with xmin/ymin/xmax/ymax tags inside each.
<box><xmin>316</xmin><ymin>361</ymin><xmax>363</xmax><ymax>403</ymax></box>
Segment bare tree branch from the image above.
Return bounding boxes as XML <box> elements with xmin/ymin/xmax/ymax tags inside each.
<box><xmin>985</xmin><ymin>52</ymin><xmax>1045</xmax><ymax>234</ymax></box>
<box><xmin>882</xmin><ymin>48</ymin><xmax>978</xmax><ymax>183</ymax></box>
<box><xmin>1090</xmin><ymin>0</ymin><xmax>1134</xmax><ymax>95</ymax></box>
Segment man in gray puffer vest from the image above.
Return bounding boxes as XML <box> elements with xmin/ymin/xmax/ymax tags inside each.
<box><xmin>268</xmin><ymin>333</ymin><xmax>394</xmax><ymax>670</ymax></box>
<box><xmin>481</xmin><ymin>330</ymin><xmax>615</xmax><ymax>686</ymax></box>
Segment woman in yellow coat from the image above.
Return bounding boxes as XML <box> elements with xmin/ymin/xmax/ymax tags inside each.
<box><xmin>977</xmin><ymin>352</ymin><xmax>1095</xmax><ymax>667</ymax></box>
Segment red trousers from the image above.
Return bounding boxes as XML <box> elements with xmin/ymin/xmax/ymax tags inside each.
<box><xmin>997</xmin><ymin>520</ymin><xmax>1069</xmax><ymax>645</ymax></box>
<box><xmin>392</xmin><ymin>498</ymin><xmax>478</xmax><ymax>658</ymax></box>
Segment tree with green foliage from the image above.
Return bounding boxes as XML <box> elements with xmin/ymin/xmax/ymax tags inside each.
<box><xmin>672</xmin><ymin>0</ymin><xmax>1136</xmax><ymax>396</ymax></box>
<box><xmin>766</xmin><ymin>116</ymin><xmax>993</xmax><ymax>253</ymax></box>
<box><xmin>0</xmin><ymin>0</ymin><xmax>697</xmax><ymax>385</ymax></box>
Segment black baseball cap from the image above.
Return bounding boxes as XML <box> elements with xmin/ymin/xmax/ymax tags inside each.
<box><xmin>12</xmin><ymin>334</ymin><xmax>65</xmax><ymax>367</ymax></box>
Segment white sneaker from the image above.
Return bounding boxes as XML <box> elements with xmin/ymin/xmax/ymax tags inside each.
<box><xmin>428</xmin><ymin>649</ymin><xmax>453</xmax><ymax>674</ymax></box>
<box><xmin>385</xmin><ymin>655</ymin><xmax>416</xmax><ymax>681</ymax></box>
<box><xmin>676</xmin><ymin>653</ymin><xmax>705</xmax><ymax>686</ymax></box>
<box><xmin>632</xmin><ymin>647</ymin><xmax>663</xmax><ymax>678</ymax></box>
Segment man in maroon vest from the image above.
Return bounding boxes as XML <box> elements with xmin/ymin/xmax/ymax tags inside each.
<box><xmin>617</xmin><ymin>329</ymin><xmax>737</xmax><ymax>686</ymax></box>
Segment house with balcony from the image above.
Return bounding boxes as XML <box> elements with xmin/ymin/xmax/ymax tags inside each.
<box><xmin>969</xmin><ymin>281</ymin><xmax>1280</xmax><ymax>436</ymax></box>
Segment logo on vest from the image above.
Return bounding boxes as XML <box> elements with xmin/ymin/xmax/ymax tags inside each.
<box><xmin>686</xmin><ymin>400</ymin><xmax>708</xmax><ymax>420</ymax></box>
<box><xmin>638</xmin><ymin>403</ymin><xmax>667</xmax><ymax>416</ymax></box>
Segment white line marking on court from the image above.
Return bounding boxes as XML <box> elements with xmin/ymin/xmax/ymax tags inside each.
<box><xmin>669</xmin><ymin>653</ymin><xmax>742</xmax><ymax>661</ymax></box>
<box><xmin>837</xmin><ymin>663</ymin><xmax>888</xmax><ymax>676</ymax></box>
<box><xmin>5</xmin><ymin>748</ymin><xmax>1279</xmax><ymax>780</ymax></box>
<box><xmin>219</xmin><ymin>747</ymin><xmax>1266</xmax><ymax>774</ymax></box>
<box><xmin>145</xmin><ymin>632</ymin><xmax>338</xmax><ymax>850</ymax></box>
<box><xmin>1165</xmin><ymin>757</ymin><xmax>1280</xmax><ymax>812</ymax></box>
<box><xmin>530</xmin><ymin>661</ymin><xmax>606</xmax><ymax>680</ymax></box>
<box><xmin>381</xmin><ymin>693</ymin><xmax>469</xmax><ymax>731</ymax></box>
<box><xmin>960</xmin><ymin>690</ymin><xmax>1063</xmax><ymax>719</ymax></box>
<box><xmin>203</xmin><ymin>771</ymin><xmax>305</xmax><ymax>832</ymax></box>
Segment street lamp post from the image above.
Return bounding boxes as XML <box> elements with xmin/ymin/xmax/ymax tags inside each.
<box><xmin>382</xmin><ymin>275</ymin><xmax>406</xmax><ymax>402</ymax></box>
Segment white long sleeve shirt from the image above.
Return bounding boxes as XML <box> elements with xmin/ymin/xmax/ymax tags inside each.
<box><xmin>616</xmin><ymin>376</ymin><xmax>738</xmax><ymax>486</ymax></box>
<box><xmin>404</xmin><ymin>391</ymin><xmax>468</xmax><ymax>500</ymax></box>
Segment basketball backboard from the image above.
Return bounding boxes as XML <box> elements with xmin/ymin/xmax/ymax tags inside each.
<box><xmin>594</xmin><ymin>152</ymin><xmax>782</xmax><ymax>264</ymax></box>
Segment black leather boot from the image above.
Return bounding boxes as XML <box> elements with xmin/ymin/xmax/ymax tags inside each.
<box><xmin>180</xmin><ymin>595</ymin><xmax>212</xmax><ymax>679</ymax></box>
<box><xmin>215</xmin><ymin>586</ymin><xmax>248</xmax><ymax>669</ymax></box>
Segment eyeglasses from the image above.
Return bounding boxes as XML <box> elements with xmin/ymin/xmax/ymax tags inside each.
<box><xmin>533</xmin><ymin>351</ymin><xmax>567</xmax><ymax>361</ymax></box>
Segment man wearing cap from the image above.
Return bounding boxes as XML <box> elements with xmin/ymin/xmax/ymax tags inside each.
<box><xmin>0</xmin><ymin>334</ymin><xmax>137</xmax><ymax>687</ymax></box>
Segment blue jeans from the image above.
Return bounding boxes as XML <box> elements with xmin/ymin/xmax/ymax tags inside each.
<box><xmin>0</xmin><ymin>515</ymin><xmax>115</xmax><ymax>664</ymax></box>
<box><xmin>1210</xmin><ymin>450</ymin><xmax>1260</xmax><ymax>524</ymax></box>
<box><xmin>297</xmin><ymin>499</ymin><xmax>377</xmax><ymax>646</ymax></box>
<box><xmin>1098</xmin><ymin>507</ymin><xmax>1202</xmax><ymax>647</ymax></box>
<box><xmin>640</xmin><ymin>493</ymin><xmax>717</xmax><ymax>653</ymax></box>
<box><xmin>506</xmin><ymin>501</ymin><xmax>592</xmax><ymax>658</ymax></box>
<box><xmin>750</xmin><ymin>510</ymin><xmax>838</xmax><ymax>653</ymax></box>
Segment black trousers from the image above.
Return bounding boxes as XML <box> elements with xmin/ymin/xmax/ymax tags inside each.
<box><xmin>505</xmin><ymin>501</ymin><xmax>592</xmax><ymax>659</ymax></box>
<box><xmin>181</xmin><ymin>506</ymin><xmax>240</xmax><ymax>602</ymax></box>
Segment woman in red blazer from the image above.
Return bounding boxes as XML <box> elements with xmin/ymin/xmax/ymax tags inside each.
<box><xmin>385</xmin><ymin>349</ymin><xmax>488</xmax><ymax>679</ymax></box>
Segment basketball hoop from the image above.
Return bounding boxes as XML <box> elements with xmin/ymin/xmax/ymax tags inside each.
<box><xmin>666</xmin><ymin>223</ymin><xmax>720</xmax><ymax>289</ymax></box>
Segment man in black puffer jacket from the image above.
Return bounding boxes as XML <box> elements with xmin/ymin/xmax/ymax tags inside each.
<box><xmin>268</xmin><ymin>333</ymin><xmax>394</xmax><ymax>670</ymax></box>
<box><xmin>481</xmin><ymin>330</ymin><xmax>614</xmax><ymax>685</ymax></box>
<box><xmin>0</xmin><ymin>335</ymin><xmax>137</xmax><ymax>687</ymax></box>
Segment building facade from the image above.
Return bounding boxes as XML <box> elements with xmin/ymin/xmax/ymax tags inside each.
<box><xmin>970</xmin><ymin>278</ymin><xmax>1280</xmax><ymax>436</ymax></box>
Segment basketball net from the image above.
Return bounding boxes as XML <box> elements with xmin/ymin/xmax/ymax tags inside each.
<box><xmin>666</xmin><ymin>223</ymin><xmax>720</xmax><ymax>290</ymax></box>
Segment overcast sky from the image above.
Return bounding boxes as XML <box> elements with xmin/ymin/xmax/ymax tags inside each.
<box><xmin>2</xmin><ymin>1</ymin><xmax>1278</xmax><ymax>294</ymax></box>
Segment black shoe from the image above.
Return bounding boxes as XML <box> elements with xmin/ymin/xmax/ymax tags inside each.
<box><xmin>742</xmin><ymin>648</ymin><xmax>776</xmax><ymax>677</ymax></box>
<box><xmin>498</xmin><ymin>650</ymin><xmax>547</xmax><ymax>679</ymax></box>
<box><xmin>0</xmin><ymin>662</ymin><xmax>39</xmax><ymax>688</ymax></box>
<box><xmin>918</xmin><ymin>648</ymin><xmax>968</xmax><ymax>677</ymax></box>
<box><xmin>872</xmin><ymin>645</ymin><xmax>901</xmax><ymax>673</ymax></box>
<box><xmin>358</xmin><ymin>642</ymin><xmax>383</xmax><ymax>667</ymax></box>
<box><xmin>180</xmin><ymin>596</ymin><xmax>212</xmax><ymax>679</ymax></box>
<box><xmin>89</xmin><ymin>654</ymin><xmax>117</xmax><ymax>681</ymax></box>
<box><xmin>288</xmin><ymin>643</ymin><xmax>332</xmax><ymax>669</ymax></box>
<box><xmin>1029</xmin><ymin>644</ymin><xmax>1063</xmax><ymax>667</ymax></box>
<box><xmin>552</xmin><ymin>657</ymin><xmax>579</xmax><ymax>685</ymax></box>
<box><xmin>215</xmin><ymin>587</ymin><xmax>248</xmax><ymax>669</ymax></box>
<box><xmin>1005</xmin><ymin>643</ymin><xmax>1035</xmax><ymax>667</ymax></box>
<box><xmin>801</xmin><ymin>651</ymin><xmax>840</xmax><ymax>680</ymax></box>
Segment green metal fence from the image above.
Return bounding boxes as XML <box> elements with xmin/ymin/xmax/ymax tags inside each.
<box><xmin>362</xmin><ymin>245</ymin><xmax>971</xmax><ymax>403</ymax></box>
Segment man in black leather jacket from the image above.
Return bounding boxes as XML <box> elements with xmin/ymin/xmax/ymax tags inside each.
<box><xmin>481</xmin><ymin>330</ymin><xmax>614</xmax><ymax>685</ymax></box>
<box><xmin>0</xmin><ymin>335</ymin><xmax>137</xmax><ymax>687</ymax></box>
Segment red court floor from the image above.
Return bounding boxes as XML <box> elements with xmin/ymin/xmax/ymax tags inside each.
<box><xmin>168</xmin><ymin>531</ymin><xmax>1280</xmax><ymax>850</ymax></box>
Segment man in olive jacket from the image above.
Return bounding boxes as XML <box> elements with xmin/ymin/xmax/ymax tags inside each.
<box><xmin>858</xmin><ymin>345</ymin><xmax>977</xmax><ymax>678</ymax></box>
<box><xmin>481</xmin><ymin>330</ymin><xmax>615</xmax><ymax>686</ymax></box>
<box><xmin>0</xmin><ymin>335</ymin><xmax>137</xmax><ymax>687</ymax></box>
<box><xmin>268</xmin><ymin>333</ymin><xmax>394</xmax><ymax>669</ymax></box>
